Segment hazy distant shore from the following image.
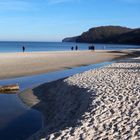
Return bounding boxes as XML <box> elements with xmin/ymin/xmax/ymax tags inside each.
<box><xmin>0</xmin><ymin>50</ymin><xmax>139</xmax><ymax>80</ymax></box>
<box><xmin>19</xmin><ymin>56</ymin><xmax>140</xmax><ymax>140</ymax></box>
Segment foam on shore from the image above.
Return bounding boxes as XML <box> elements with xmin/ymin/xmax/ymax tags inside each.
<box><xmin>19</xmin><ymin>57</ymin><xmax>140</xmax><ymax>140</ymax></box>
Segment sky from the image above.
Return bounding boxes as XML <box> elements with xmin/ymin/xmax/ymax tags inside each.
<box><xmin>0</xmin><ymin>0</ymin><xmax>140</xmax><ymax>41</ymax></box>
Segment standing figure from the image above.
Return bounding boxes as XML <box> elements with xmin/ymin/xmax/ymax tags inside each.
<box><xmin>75</xmin><ymin>45</ymin><xmax>78</xmax><ymax>50</ymax></box>
<box><xmin>89</xmin><ymin>45</ymin><xmax>95</xmax><ymax>50</ymax></box>
<box><xmin>22</xmin><ymin>46</ymin><xmax>25</xmax><ymax>52</ymax></box>
<box><xmin>71</xmin><ymin>46</ymin><xmax>74</xmax><ymax>51</ymax></box>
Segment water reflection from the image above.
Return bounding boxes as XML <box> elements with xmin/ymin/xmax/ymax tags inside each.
<box><xmin>0</xmin><ymin>61</ymin><xmax>113</xmax><ymax>140</ymax></box>
<box><xmin>0</xmin><ymin>94</ymin><xmax>42</xmax><ymax>140</ymax></box>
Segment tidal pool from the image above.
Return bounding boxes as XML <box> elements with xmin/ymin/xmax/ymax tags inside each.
<box><xmin>0</xmin><ymin>61</ymin><xmax>113</xmax><ymax>140</ymax></box>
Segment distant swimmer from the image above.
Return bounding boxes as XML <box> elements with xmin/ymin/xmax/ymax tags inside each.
<box><xmin>22</xmin><ymin>46</ymin><xmax>25</xmax><ymax>52</ymax></box>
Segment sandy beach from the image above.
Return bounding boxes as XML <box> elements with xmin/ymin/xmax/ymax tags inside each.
<box><xmin>19</xmin><ymin>56</ymin><xmax>140</xmax><ymax>140</ymax></box>
<box><xmin>0</xmin><ymin>50</ymin><xmax>139</xmax><ymax>80</ymax></box>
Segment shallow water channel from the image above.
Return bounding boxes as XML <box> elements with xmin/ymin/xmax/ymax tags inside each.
<box><xmin>0</xmin><ymin>61</ymin><xmax>113</xmax><ymax>140</ymax></box>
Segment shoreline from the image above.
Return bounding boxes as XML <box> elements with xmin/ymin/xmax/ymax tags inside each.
<box><xmin>0</xmin><ymin>50</ymin><xmax>139</xmax><ymax>80</ymax></box>
<box><xmin>19</xmin><ymin>56</ymin><xmax>140</xmax><ymax>140</ymax></box>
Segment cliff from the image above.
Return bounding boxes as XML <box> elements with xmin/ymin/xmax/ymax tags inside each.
<box><xmin>62</xmin><ymin>26</ymin><xmax>140</xmax><ymax>45</ymax></box>
<box><xmin>62</xmin><ymin>36</ymin><xmax>79</xmax><ymax>42</ymax></box>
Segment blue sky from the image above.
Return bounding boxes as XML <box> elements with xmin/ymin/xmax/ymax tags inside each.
<box><xmin>0</xmin><ymin>0</ymin><xmax>140</xmax><ymax>41</ymax></box>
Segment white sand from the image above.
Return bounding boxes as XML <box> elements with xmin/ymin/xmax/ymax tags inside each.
<box><xmin>19</xmin><ymin>56</ymin><xmax>140</xmax><ymax>140</ymax></box>
<box><xmin>0</xmin><ymin>50</ymin><xmax>136</xmax><ymax>79</ymax></box>
<box><xmin>60</xmin><ymin>57</ymin><xmax>140</xmax><ymax>140</ymax></box>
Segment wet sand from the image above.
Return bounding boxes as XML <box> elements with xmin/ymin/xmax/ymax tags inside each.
<box><xmin>0</xmin><ymin>50</ymin><xmax>138</xmax><ymax>80</ymax></box>
<box><xmin>19</xmin><ymin>56</ymin><xmax>140</xmax><ymax>140</ymax></box>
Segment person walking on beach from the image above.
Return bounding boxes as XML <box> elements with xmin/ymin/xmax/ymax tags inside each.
<box><xmin>22</xmin><ymin>46</ymin><xmax>25</xmax><ymax>52</ymax></box>
<box><xmin>75</xmin><ymin>45</ymin><xmax>78</xmax><ymax>50</ymax></box>
<box><xmin>71</xmin><ymin>46</ymin><xmax>74</xmax><ymax>51</ymax></box>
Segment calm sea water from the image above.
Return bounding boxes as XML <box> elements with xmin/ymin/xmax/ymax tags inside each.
<box><xmin>0</xmin><ymin>41</ymin><xmax>140</xmax><ymax>52</ymax></box>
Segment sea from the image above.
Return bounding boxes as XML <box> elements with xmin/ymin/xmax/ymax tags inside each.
<box><xmin>0</xmin><ymin>41</ymin><xmax>140</xmax><ymax>52</ymax></box>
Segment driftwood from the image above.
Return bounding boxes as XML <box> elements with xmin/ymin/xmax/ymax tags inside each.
<box><xmin>0</xmin><ymin>84</ymin><xmax>19</xmax><ymax>93</ymax></box>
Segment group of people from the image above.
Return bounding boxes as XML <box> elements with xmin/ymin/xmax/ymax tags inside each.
<box><xmin>22</xmin><ymin>44</ymin><xmax>101</xmax><ymax>53</ymax></box>
<box><xmin>71</xmin><ymin>45</ymin><xmax>78</xmax><ymax>51</ymax></box>
<box><xmin>22</xmin><ymin>45</ymin><xmax>79</xmax><ymax>53</ymax></box>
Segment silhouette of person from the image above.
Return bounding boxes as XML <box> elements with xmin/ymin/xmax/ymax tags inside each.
<box><xmin>22</xmin><ymin>46</ymin><xmax>25</xmax><ymax>52</ymax></box>
<box><xmin>71</xmin><ymin>46</ymin><xmax>74</xmax><ymax>51</ymax></box>
<box><xmin>89</xmin><ymin>45</ymin><xmax>95</xmax><ymax>50</ymax></box>
<box><xmin>75</xmin><ymin>45</ymin><xmax>78</xmax><ymax>50</ymax></box>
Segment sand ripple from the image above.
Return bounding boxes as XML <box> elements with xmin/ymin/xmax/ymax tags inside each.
<box><xmin>47</xmin><ymin>58</ymin><xmax>140</xmax><ymax>140</ymax></box>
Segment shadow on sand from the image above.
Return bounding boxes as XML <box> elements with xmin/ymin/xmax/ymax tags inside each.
<box><xmin>20</xmin><ymin>79</ymin><xmax>96</xmax><ymax>139</ymax></box>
